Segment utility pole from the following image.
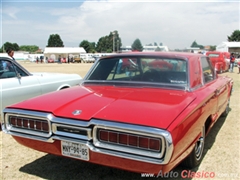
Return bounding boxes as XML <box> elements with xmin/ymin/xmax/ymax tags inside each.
<box><xmin>112</xmin><ymin>31</ymin><xmax>115</xmax><ymax>53</ymax></box>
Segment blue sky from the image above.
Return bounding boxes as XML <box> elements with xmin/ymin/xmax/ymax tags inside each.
<box><xmin>1</xmin><ymin>0</ymin><xmax>240</xmax><ymax>50</ymax></box>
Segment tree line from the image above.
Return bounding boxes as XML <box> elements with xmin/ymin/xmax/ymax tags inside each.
<box><xmin>1</xmin><ymin>30</ymin><xmax>240</xmax><ymax>53</ymax></box>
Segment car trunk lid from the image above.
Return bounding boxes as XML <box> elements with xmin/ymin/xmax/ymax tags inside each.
<box><xmin>8</xmin><ymin>85</ymin><xmax>196</xmax><ymax>129</ymax></box>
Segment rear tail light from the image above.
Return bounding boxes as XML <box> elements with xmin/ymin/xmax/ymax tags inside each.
<box><xmin>129</xmin><ymin>135</ymin><xmax>138</xmax><ymax>146</ymax></box>
<box><xmin>119</xmin><ymin>134</ymin><xmax>128</xmax><ymax>145</ymax></box>
<box><xmin>99</xmin><ymin>129</ymin><xmax>161</xmax><ymax>152</ymax></box>
<box><xmin>139</xmin><ymin>137</ymin><xmax>148</xmax><ymax>148</ymax></box>
<box><xmin>109</xmin><ymin>131</ymin><xmax>118</xmax><ymax>143</ymax></box>
<box><xmin>9</xmin><ymin>116</ymin><xmax>49</xmax><ymax>132</ymax></box>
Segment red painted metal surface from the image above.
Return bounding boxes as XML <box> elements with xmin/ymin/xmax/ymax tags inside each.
<box><xmin>4</xmin><ymin>52</ymin><xmax>234</xmax><ymax>174</ymax></box>
<box><xmin>206</xmin><ymin>51</ymin><xmax>230</xmax><ymax>72</ymax></box>
<box><xmin>9</xmin><ymin>85</ymin><xmax>196</xmax><ymax>129</ymax></box>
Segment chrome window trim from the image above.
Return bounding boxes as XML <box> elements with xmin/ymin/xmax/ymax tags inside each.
<box><xmin>84</xmin><ymin>56</ymin><xmax>190</xmax><ymax>91</ymax></box>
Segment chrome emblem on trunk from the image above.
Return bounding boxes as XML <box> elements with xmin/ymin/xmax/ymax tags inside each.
<box><xmin>72</xmin><ymin>110</ymin><xmax>82</xmax><ymax>115</ymax></box>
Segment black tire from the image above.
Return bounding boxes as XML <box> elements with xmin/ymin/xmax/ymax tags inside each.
<box><xmin>221</xmin><ymin>99</ymin><xmax>230</xmax><ymax>117</ymax></box>
<box><xmin>182</xmin><ymin>125</ymin><xmax>205</xmax><ymax>168</ymax></box>
<box><xmin>219</xmin><ymin>68</ymin><xmax>223</xmax><ymax>74</ymax></box>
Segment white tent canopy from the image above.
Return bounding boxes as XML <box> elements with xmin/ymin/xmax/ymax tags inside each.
<box><xmin>44</xmin><ymin>47</ymin><xmax>86</xmax><ymax>54</ymax></box>
<box><xmin>216</xmin><ymin>42</ymin><xmax>240</xmax><ymax>53</ymax></box>
<box><xmin>44</xmin><ymin>47</ymin><xmax>86</xmax><ymax>61</ymax></box>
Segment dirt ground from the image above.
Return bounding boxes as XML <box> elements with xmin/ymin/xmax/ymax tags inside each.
<box><xmin>0</xmin><ymin>62</ymin><xmax>239</xmax><ymax>180</ymax></box>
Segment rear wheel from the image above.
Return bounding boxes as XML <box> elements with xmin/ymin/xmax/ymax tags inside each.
<box><xmin>182</xmin><ymin>125</ymin><xmax>205</xmax><ymax>168</ymax></box>
<box><xmin>219</xmin><ymin>68</ymin><xmax>223</xmax><ymax>74</ymax></box>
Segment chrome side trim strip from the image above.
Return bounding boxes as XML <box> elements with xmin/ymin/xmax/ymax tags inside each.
<box><xmin>3</xmin><ymin>131</ymin><xmax>54</xmax><ymax>143</ymax></box>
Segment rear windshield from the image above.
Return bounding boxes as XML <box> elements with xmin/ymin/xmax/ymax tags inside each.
<box><xmin>85</xmin><ymin>57</ymin><xmax>188</xmax><ymax>87</ymax></box>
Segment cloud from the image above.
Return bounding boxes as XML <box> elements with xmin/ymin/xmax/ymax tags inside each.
<box><xmin>2</xmin><ymin>6</ymin><xmax>20</xmax><ymax>19</ymax></box>
<box><xmin>2</xmin><ymin>1</ymin><xmax>239</xmax><ymax>50</ymax></box>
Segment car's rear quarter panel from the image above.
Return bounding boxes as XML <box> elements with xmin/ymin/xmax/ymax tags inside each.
<box><xmin>166</xmin><ymin>77</ymin><xmax>233</xmax><ymax>173</ymax></box>
<box><xmin>163</xmin><ymin>55</ymin><xmax>233</xmax><ymax>171</ymax></box>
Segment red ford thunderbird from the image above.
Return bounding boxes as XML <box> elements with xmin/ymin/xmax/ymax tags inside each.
<box><xmin>1</xmin><ymin>52</ymin><xmax>233</xmax><ymax>175</ymax></box>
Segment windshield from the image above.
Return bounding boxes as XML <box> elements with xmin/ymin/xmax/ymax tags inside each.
<box><xmin>208</xmin><ymin>54</ymin><xmax>220</xmax><ymax>57</ymax></box>
<box><xmin>85</xmin><ymin>56</ymin><xmax>188</xmax><ymax>88</ymax></box>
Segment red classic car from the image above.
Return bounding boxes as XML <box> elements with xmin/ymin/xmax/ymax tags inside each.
<box><xmin>206</xmin><ymin>51</ymin><xmax>230</xmax><ymax>73</ymax></box>
<box><xmin>1</xmin><ymin>52</ymin><xmax>233</xmax><ymax>175</ymax></box>
<box><xmin>47</xmin><ymin>58</ymin><xmax>55</xmax><ymax>63</ymax></box>
<box><xmin>148</xmin><ymin>59</ymin><xmax>174</xmax><ymax>70</ymax></box>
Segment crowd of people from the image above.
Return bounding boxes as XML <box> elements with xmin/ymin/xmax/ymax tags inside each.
<box><xmin>35</xmin><ymin>56</ymin><xmax>44</xmax><ymax>63</ymax></box>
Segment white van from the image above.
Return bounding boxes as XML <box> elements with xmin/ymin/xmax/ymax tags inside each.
<box><xmin>80</xmin><ymin>54</ymin><xmax>95</xmax><ymax>63</ymax></box>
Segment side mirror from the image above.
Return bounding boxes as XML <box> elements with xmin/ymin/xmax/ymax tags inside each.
<box><xmin>16</xmin><ymin>73</ymin><xmax>21</xmax><ymax>79</ymax></box>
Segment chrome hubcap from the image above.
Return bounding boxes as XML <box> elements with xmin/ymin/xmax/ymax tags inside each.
<box><xmin>195</xmin><ymin>127</ymin><xmax>205</xmax><ymax>160</ymax></box>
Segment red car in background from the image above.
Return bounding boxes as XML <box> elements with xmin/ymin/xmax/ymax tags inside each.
<box><xmin>61</xmin><ymin>58</ymin><xmax>67</xmax><ymax>63</ymax></box>
<box><xmin>148</xmin><ymin>59</ymin><xmax>173</xmax><ymax>70</ymax></box>
<box><xmin>206</xmin><ymin>51</ymin><xmax>230</xmax><ymax>73</ymax></box>
<box><xmin>121</xmin><ymin>58</ymin><xmax>138</xmax><ymax>72</ymax></box>
<box><xmin>47</xmin><ymin>58</ymin><xmax>55</xmax><ymax>63</ymax></box>
<box><xmin>47</xmin><ymin>58</ymin><xmax>67</xmax><ymax>63</ymax></box>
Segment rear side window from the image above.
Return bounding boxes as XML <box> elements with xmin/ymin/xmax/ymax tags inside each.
<box><xmin>201</xmin><ymin>57</ymin><xmax>215</xmax><ymax>83</ymax></box>
<box><xmin>0</xmin><ymin>60</ymin><xmax>17</xmax><ymax>79</ymax></box>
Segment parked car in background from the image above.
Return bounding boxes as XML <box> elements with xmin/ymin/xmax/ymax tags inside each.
<box><xmin>47</xmin><ymin>58</ymin><xmax>55</xmax><ymax>63</ymax></box>
<box><xmin>206</xmin><ymin>51</ymin><xmax>230</xmax><ymax>73</ymax></box>
<box><xmin>73</xmin><ymin>55</ymin><xmax>82</xmax><ymax>63</ymax></box>
<box><xmin>92</xmin><ymin>56</ymin><xmax>99</xmax><ymax>62</ymax></box>
<box><xmin>61</xmin><ymin>58</ymin><xmax>67</xmax><ymax>63</ymax></box>
<box><xmin>148</xmin><ymin>59</ymin><xmax>174</xmax><ymax>70</ymax></box>
<box><xmin>80</xmin><ymin>54</ymin><xmax>95</xmax><ymax>63</ymax></box>
<box><xmin>1</xmin><ymin>52</ymin><xmax>233</xmax><ymax>175</ymax></box>
<box><xmin>28</xmin><ymin>56</ymin><xmax>36</xmax><ymax>62</ymax></box>
<box><xmin>0</xmin><ymin>57</ymin><xmax>82</xmax><ymax>121</ymax></box>
<box><xmin>120</xmin><ymin>58</ymin><xmax>138</xmax><ymax>73</ymax></box>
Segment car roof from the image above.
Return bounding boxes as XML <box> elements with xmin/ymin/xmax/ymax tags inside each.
<box><xmin>100</xmin><ymin>51</ymin><xmax>203</xmax><ymax>62</ymax></box>
<box><xmin>206</xmin><ymin>51</ymin><xmax>224</xmax><ymax>54</ymax></box>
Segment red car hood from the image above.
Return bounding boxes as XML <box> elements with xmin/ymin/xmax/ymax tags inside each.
<box><xmin>9</xmin><ymin>85</ymin><xmax>196</xmax><ymax>129</ymax></box>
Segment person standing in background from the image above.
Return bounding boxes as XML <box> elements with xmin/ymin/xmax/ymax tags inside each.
<box><xmin>229</xmin><ymin>53</ymin><xmax>235</xmax><ymax>72</ymax></box>
<box><xmin>58</xmin><ymin>55</ymin><xmax>62</xmax><ymax>64</ymax></box>
<box><xmin>40</xmin><ymin>56</ymin><xmax>43</xmax><ymax>63</ymax></box>
<box><xmin>36</xmin><ymin>56</ymin><xmax>39</xmax><ymax>64</ymax></box>
<box><xmin>6</xmin><ymin>48</ymin><xmax>15</xmax><ymax>61</ymax></box>
<box><xmin>68</xmin><ymin>55</ymin><xmax>70</xmax><ymax>64</ymax></box>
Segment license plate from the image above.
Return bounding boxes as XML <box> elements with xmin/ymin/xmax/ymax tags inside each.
<box><xmin>61</xmin><ymin>140</ymin><xmax>89</xmax><ymax>161</ymax></box>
